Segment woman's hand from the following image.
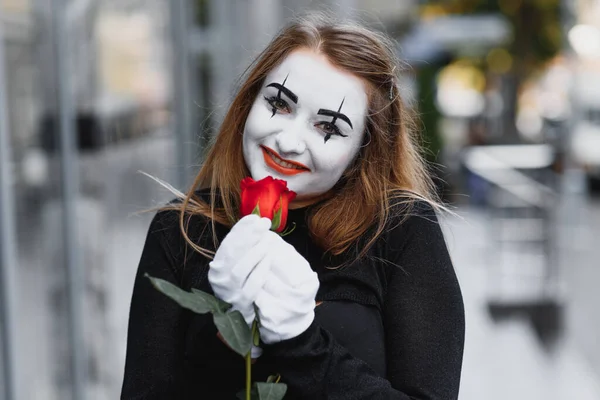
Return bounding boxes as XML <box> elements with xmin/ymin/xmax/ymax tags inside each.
<box><xmin>255</xmin><ymin>236</ymin><xmax>320</xmax><ymax>344</ymax></box>
<box><xmin>208</xmin><ymin>214</ymin><xmax>275</xmax><ymax>326</ymax></box>
<box><xmin>209</xmin><ymin>215</ymin><xmax>318</xmax><ymax>346</ymax></box>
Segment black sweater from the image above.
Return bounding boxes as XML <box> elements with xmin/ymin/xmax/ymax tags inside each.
<box><xmin>121</xmin><ymin>193</ymin><xmax>465</xmax><ymax>399</ymax></box>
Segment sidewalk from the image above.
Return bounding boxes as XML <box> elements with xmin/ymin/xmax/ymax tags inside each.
<box><xmin>444</xmin><ymin>206</ymin><xmax>600</xmax><ymax>400</ymax></box>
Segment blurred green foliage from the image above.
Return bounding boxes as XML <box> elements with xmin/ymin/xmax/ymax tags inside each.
<box><xmin>416</xmin><ymin>0</ymin><xmax>563</xmax><ymax>185</ymax></box>
<box><xmin>425</xmin><ymin>0</ymin><xmax>562</xmax><ymax>77</ymax></box>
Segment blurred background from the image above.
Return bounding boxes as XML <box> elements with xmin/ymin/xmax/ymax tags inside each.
<box><xmin>1</xmin><ymin>0</ymin><xmax>599</xmax><ymax>399</ymax></box>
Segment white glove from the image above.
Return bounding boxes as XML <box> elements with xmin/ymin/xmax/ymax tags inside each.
<box><xmin>208</xmin><ymin>214</ymin><xmax>275</xmax><ymax>326</ymax></box>
<box><xmin>255</xmin><ymin>237</ymin><xmax>319</xmax><ymax>344</ymax></box>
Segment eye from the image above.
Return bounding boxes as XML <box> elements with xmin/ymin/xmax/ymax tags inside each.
<box><xmin>315</xmin><ymin>121</ymin><xmax>348</xmax><ymax>143</ymax></box>
<box><xmin>318</xmin><ymin>122</ymin><xmax>340</xmax><ymax>135</ymax></box>
<box><xmin>264</xmin><ymin>96</ymin><xmax>291</xmax><ymax>114</ymax></box>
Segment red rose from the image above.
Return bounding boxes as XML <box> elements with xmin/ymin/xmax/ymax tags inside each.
<box><xmin>240</xmin><ymin>176</ymin><xmax>297</xmax><ymax>233</ymax></box>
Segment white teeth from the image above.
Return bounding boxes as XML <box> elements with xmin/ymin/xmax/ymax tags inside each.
<box><xmin>276</xmin><ymin>158</ymin><xmax>295</xmax><ymax>169</ymax></box>
<box><xmin>268</xmin><ymin>150</ymin><xmax>303</xmax><ymax>170</ymax></box>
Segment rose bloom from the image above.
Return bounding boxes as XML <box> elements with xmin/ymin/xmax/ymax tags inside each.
<box><xmin>240</xmin><ymin>176</ymin><xmax>296</xmax><ymax>233</ymax></box>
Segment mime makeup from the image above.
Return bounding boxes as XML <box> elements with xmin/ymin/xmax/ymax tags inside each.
<box><xmin>242</xmin><ymin>48</ymin><xmax>368</xmax><ymax>201</ymax></box>
<box><xmin>317</xmin><ymin>98</ymin><xmax>351</xmax><ymax>143</ymax></box>
<box><xmin>265</xmin><ymin>74</ymin><xmax>297</xmax><ymax>117</ymax></box>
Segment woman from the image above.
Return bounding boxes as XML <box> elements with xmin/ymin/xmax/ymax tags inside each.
<box><xmin>121</xmin><ymin>14</ymin><xmax>465</xmax><ymax>399</ymax></box>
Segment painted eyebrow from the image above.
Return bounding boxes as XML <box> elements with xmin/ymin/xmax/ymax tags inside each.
<box><xmin>266</xmin><ymin>82</ymin><xmax>298</xmax><ymax>104</ymax></box>
<box><xmin>317</xmin><ymin>98</ymin><xmax>353</xmax><ymax>129</ymax></box>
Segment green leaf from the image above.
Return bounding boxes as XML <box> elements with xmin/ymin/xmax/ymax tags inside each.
<box><xmin>213</xmin><ymin>311</ymin><xmax>252</xmax><ymax>357</ymax></box>
<box><xmin>239</xmin><ymin>381</ymin><xmax>286</xmax><ymax>400</ymax></box>
<box><xmin>190</xmin><ymin>288</ymin><xmax>231</xmax><ymax>313</ymax></box>
<box><xmin>256</xmin><ymin>382</ymin><xmax>287</xmax><ymax>400</ymax></box>
<box><xmin>279</xmin><ymin>222</ymin><xmax>296</xmax><ymax>237</ymax></box>
<box><xmin>252</xmin><ymin>202</ymin><xmax>261</xmax><ymax>216</ymax></box>
<box><xmin>146</xmin><ymin>274</ymin><xmax>218</xmax><ymax>314</ymax></box>
<box><xmin>271</xmin><ymin>198</ymin><xmax>282</xmax><ymax>231</ymax></box>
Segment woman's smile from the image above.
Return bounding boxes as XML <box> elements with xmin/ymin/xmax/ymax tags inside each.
<box><xmin>261</xmin><ymin>145</ymin><xmax>310</xmax><ymax>176</ymax></box>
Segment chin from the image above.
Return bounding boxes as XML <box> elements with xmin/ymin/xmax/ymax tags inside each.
<box><xmin>249</xmin><ymin>165</ymin><xmax>328</xmax><ymax>199</ymax></box>
<box><xmin>286</xmin><ymin>182</ymin><xmax>325</xmax><ymax>200</ymax></box>
<box><xmin>250</xmin><ymin>168</ymin><xmax>271</xmax><ymax>181</ymax></box>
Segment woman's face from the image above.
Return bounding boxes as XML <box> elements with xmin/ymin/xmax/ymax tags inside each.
<box><xmin>242</xmin><ymin>48</ymin><xmax>368</xmax><ymax>201</ymax></box>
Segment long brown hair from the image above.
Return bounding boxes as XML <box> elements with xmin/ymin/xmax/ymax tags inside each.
<box><xmin>168</xmin><ymin>14</ymin><xmax>442</xmax><ymax>263</ymax></box>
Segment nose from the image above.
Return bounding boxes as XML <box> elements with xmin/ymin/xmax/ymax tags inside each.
<box><xmin>274</xmin><ymin>126</ymin><xmax>306</xmax><ymax>156</ymax></box>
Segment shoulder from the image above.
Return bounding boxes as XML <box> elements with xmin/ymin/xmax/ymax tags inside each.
<box><xmin>386</xmin><ymin>197</ymin><xmax>441</xmax><ymax>233</ymax></box>
<box><xmin>146</xmin><ymin>189</ymin><xmax>223</xmax><ymax>260</ymax></box>
<box><xmin>150</xmin><ymin>188</ymin><xmax>216</xmax><ymax>230</ymax></box>
<box><xmin>148</xmin><ymin>190</ymin><xmax>206</xmax><ymax>234</ymax></box>
<box><xmin>380</xmin><ymin>197</ymin><xmax>448</xmax><ymax>261</ymax></box>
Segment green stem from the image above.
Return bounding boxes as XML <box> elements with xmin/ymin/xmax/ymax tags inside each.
<box><xmin>245</xmin><ymin>351</ymin><xmax>251</xmax><ymax>400</ymax></box>
<box><xmin>246</xmin><ymin>320</ymin><xmax>258</xmax><ymax>400</ymax></box>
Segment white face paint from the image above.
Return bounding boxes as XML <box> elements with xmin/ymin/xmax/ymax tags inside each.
<box><xmin>242</xmin><ymin>49</ymin><xmax>368</xmax><ymax>201</ymax></box>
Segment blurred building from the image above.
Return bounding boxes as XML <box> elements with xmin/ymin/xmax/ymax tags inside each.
<box><xmin>569</xmin><ymin>0</ymin><xmax>600</xmax><ymax>186</ymax></box>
